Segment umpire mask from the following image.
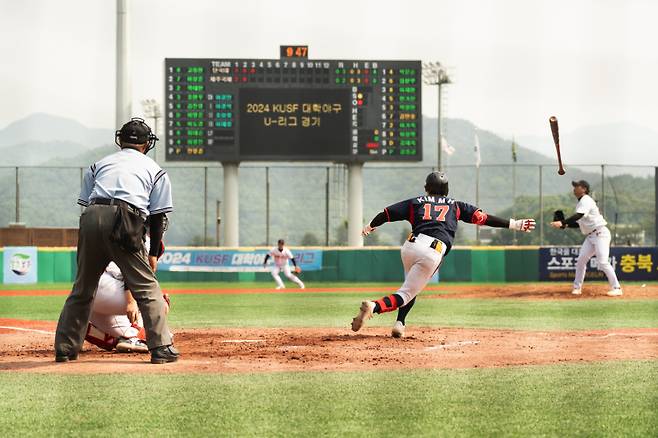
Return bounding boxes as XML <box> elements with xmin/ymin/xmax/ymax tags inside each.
<box><xmin>115</xmin><ymin>117</ymin><xmax>159</xmax><ymax>153</ymax></box>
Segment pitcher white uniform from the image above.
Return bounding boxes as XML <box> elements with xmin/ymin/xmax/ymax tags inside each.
<box><xmin>573</xmin><ymin>194</ymin><xmax>621</xmax><ymax>293</ymax></box>
<box><xmin>266</xmin><ymin>246</ymin><xmax>305</xmax><ymax>289</ymax></box>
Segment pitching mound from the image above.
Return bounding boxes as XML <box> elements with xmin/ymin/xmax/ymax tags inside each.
<box><xmin>2</xmin><ymin>319</ymin><xmax>658</xmax><ymax>374</ymax></box>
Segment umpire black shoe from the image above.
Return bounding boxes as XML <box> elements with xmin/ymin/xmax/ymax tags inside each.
<box><xmin>150</xmin><ymin>345</ymin><xmax>179</xmax><ymax>364</ymax></box>
<box><xmin>55</xmin><ymin>352</ymin><xmax>79</xmax><ymax>363</ymax></box>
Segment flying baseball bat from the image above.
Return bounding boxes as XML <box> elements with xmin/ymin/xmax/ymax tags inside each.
<box><xmin>549</xmin><ymin>116</ymin><xmax>565</xmax><ymax>175</ymax></box>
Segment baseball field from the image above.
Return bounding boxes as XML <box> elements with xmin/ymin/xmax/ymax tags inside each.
<box><xmin>2</xmin><ymin>281</ymin><xmax>658</xmax><ymax>437</ymax></box>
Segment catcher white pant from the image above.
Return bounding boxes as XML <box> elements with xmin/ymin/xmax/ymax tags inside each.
<box><xmin>89</xmin><ymin>272</ymin><xmax>142</xmax><ymax>339</ymax></box>
<box><xmin>574</xmin><ymin>226</ymin><xmax>621</xmax><ymax>290</ymax></box>
<box><xmin>396</xmin><ymin>234</ymin><xmax>447</xmax><ymax>305</ymax></box>
<box><xmin>271</xmin><ymin>264</ymin><xmax>305</xmax><ymax>289</ymax></box>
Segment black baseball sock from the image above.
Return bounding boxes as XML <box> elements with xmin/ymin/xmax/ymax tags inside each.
<box><xmin>396</xmin><ymin>296</ymin><xmax>416</xmax><ymax>325</ymax></box>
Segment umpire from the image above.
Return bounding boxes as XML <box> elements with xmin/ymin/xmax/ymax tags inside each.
<box><xmin>55</xmin><ymin>117</ymin><xmax>178</xmax><ymax>364</ymax></box>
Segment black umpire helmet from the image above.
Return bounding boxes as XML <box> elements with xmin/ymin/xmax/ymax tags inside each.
<box><xmin>425</xmin><ymin>171</ymin><xmax>449</xmax><ymax>196</ymax></box>
<box><xmin>115</xmin><ymin>117</ymin><xmax>159</xmax><ymax>153</ymax></box>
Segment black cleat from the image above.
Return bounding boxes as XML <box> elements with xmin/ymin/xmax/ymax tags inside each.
<box><xmin>55</xmin><ymin>352</ymin><xmax>79</xmax><ymax>363</ymax></box>
<box><xmin>150</xmin><ymin>345</ymin><xmax>179</xmax><ymax>364</ymax></box>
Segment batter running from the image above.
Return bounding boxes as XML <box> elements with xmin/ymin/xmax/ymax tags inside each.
<box><xmin>351</xmin><ymin>171</ymin><xmax>536</xmax><ymax>337</ymax></box>
<box><xmin>549</xmin><ymin>180</ymin><xmax>622</xmax><ymax>297</ymax></box>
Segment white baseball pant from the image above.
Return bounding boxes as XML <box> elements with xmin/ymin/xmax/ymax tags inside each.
<box><xmin>396</xmin><ymin>234</ymin><xmax>447</xmax><ymax>305</ymax></box>
<box><xmin>271</xmin><ymin>264</ymin><xmax>305</xmax><ymax>289</ymax></box>
<box><xmin>573</xmin><ymin>226</ymin><xmax>621</xmax><ymax>290</ymax></box>
<box><xmin>89</xmin><ymin>273</ymin><xmax>142</xmax><ymax>339</ymax></box>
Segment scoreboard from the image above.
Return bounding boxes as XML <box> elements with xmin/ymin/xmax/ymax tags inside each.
<box><xmin>165</xmin><ymin>58</ymin><xmax>422</xmax><ymax>162</ymax></box>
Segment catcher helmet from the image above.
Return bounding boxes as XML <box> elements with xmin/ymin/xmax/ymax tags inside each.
<box><xmin>115</xmin><ymin>117</ymin><xmax>159</xmax><ymax>153</ymax></box>
<box><xmin>425</xmin><ymin>171</ymin><xmax>449</xmax><ymax>196</ymax></box>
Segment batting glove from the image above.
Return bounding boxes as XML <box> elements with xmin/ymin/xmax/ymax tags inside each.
<box><xmin>509</xmin><ymin>218</ymin><xmax>536</xmax><ymax>232</ymax></box>
<box><xmin>362</xmin><ymin>224</ymin><xmax>376</xmax><ymax>236</ymax></box>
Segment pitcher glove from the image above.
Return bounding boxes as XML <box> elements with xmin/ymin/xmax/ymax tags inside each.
<box><xmin>509</xmin><ymin>218</ymin><xmax>536</xmax><ymax>232</ymax></box>
<box><xmin>553</xmin><ymin>210</ymin><xmax>565</xmax><ymax>222</ymax></box>
<box><xmin>553</xmin><ymin>210</ymin><xmax>567</xmax><ymax>228</ymax></box>
<box><xmin>294</xmin><ymin>266</ymin><xmax>302</xmax><ymax>274</ymax></box>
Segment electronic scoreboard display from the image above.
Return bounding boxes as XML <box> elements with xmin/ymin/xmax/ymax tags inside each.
<box><xmin>165</xmin><ymin>58</ymin><xmax>422</xmax><ymax>162</ymax></box>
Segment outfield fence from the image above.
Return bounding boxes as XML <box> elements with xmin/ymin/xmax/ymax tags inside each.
<box><xmin>0</xmin><ymin>164</ymin><xmax>656</xmax><ymax>247</ymax></box>
<box><xmin>3</xmin><ymin>246</ymin><xmax>656</xmax><ymax>284</ymax></box>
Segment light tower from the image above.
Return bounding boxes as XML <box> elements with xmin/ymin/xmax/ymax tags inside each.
<box><xmin>422</xmin><ymin>62</ymin><xmax>451</xmax><ymax>170</ymax></box>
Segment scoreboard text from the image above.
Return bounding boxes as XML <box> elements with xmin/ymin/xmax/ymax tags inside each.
<box><xmin>165</xmin><ymin>58</ymin><xmax>422</xmax><ymax>162</ymax></box>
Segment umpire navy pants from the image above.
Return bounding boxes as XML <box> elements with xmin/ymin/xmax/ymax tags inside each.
<box><xmin>55</xmin><ymin>205</ymin><xmax>172</xmax><ymax>354</ymax></box>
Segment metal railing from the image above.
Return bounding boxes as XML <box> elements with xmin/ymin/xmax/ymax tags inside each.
<box><xmin>1</xmin><ymin>164</ymin><xmax>655</xmax><ymax>247</ymax></box>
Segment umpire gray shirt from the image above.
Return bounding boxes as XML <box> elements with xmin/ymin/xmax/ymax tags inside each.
<box><xmin>77</xmin><ymin>148</ymin><xmax>173</xmax><ymax>215</ymax></box>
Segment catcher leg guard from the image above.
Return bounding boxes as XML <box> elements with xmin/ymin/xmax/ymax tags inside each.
<box><xmin>131</xmin><ymin>323</ymin><xmax>146</xmax><ymax>341</ymax></box>
<box><xmin>373</xmin><ymin>294</ymin><xmax>404</xmax><ymax>314</ymax></box>
<box><xmin>84</xmin><ymin>323</ymin><xmax>118</xmax><ymax>351</ymax></box>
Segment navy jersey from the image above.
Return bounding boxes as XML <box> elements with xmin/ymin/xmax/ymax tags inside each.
<box><xmin>385</xmin><ymin>195</ymin><xmax>484</xmax><ymax>252</ymax></box>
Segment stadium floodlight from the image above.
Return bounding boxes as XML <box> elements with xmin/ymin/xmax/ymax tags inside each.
<box><xmin>422</xmin><ymin>62</ymin><xmax>451</xmax><ymax>170</ymax></box>
<box><xmin>141</xmin><ymin>99</ymin><xmax>163</xmax><ymax>161</ymax></box>
<box><xmin>141</xmin><ymin>99</ymin><xmax>162</xmax><ymax>135</ymax></box>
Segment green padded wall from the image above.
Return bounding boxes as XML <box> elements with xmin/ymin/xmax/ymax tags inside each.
<box><xmin>439</xmin><ymin>249</ymin><xmax>472</xmax><ymax>281</ymax></box>
<box><xmin>23</xmin><ymin>247</ymin><xmax>543</xmax><ymax>284</ymax></box>
<box><xmin>470</xmin><ymin>248</ymin><xmax>506</xmax><ymax>282</ymax></box>
<box><xmin>505</xmin><ymin>248</ymin><xmax>540</xmax><ymax>282</ymax></box>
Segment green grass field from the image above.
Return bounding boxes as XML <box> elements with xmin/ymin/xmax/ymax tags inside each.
<box><xmin>1</xmin><ymin>282</ymin><xmax>657</xmax><ymax>437</ymax></box>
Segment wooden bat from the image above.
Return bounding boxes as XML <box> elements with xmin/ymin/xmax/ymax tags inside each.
<box><xmin>549</xmin><ymin>116</ymin><xmax>565</xmax><ymax>175</ymax></box>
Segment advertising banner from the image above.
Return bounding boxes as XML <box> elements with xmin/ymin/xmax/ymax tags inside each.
<box><xmin>3</xmin><ymin>246</ymin><xmax>38</xmax><ymax>284</ymax></box>
<box><xmin>158</xmin><ymin>248</ymin><xmax>323</xmax><ymax>272</ymax></box>
<box><xmin>539</xmin><ymin>246</ymin><xmax>658</xmax><ymax>282</ymax></box>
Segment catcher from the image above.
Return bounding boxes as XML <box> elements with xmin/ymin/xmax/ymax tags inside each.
<box><xmin>263</xmin><ymin>239</ymin><xmax>305</xmax><ymax>290</ymax></box>
<box><xmin>549</xmin><ymin>180</ymin><xmax>622</xmax><ymax>296</ymax></box>
<box><xmin>85</xmin><ymin>236</ymin><xmax>171</xmax><ymax>353</ymax></box>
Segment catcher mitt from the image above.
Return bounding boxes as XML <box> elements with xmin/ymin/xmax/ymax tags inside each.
<box><xmin>294</xmin><ymin>266</ymin><xmax>302</xmax><ymax>274</ymax></box>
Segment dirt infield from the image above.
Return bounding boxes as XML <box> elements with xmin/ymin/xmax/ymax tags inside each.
<box><xmin>2</xmin><ymin>318</ymin><xmax>658</xmax><ymax>374</ymax></box>
<box><xmin>2</xmin><ymin>284</ymin><xmax>656</xmax><ymax>374</ymax></box>
<box><xmin>425</xmin><ymin>283</ymin><xmax>658</xmax><ymax>300</ymax></box>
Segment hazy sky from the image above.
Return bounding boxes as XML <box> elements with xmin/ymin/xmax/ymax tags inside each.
<box><xmin>1</xmin><ymin>0</ymin><xmax>656</xmax><ymax>138</ymax></box>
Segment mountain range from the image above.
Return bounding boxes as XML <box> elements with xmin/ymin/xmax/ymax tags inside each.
<box><xmin>2</xmin><ymin>113</ymin><xmax>656</xmax><ymax>170</ymax></box>
<box><xmin>0</xmin><ymin>113</ymin><xmax>115</xmax><ymax>166</ymax></box>
<box><xmin>0</xmin><ymin>113</ymin><xmax>655</xmax><ymax>245</ymax></box>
